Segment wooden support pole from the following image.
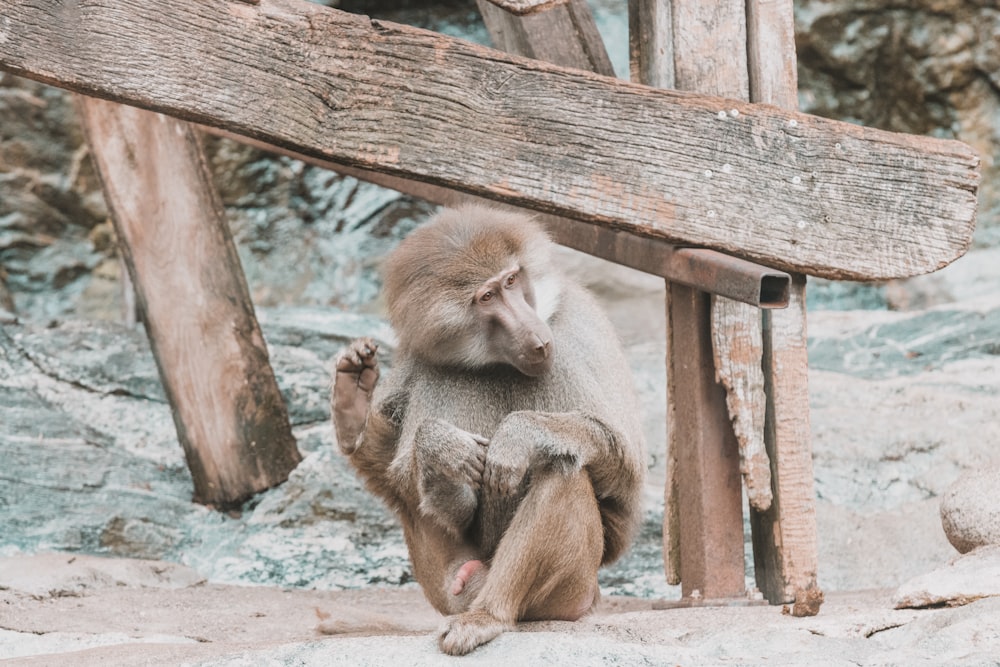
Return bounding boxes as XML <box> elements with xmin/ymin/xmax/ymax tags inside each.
<box><xmin>77</xmin><ymin>98</ymin><xmax>301</xmax><ymax>509</ymax></box>
<box><xmin>0</xmin><ymin>0</ymin><xmax>979</xmax><ymax>281</ymax></box>
<box><xmin>746</xmin><ymin>0</ymin><xmax>822</xmax><ymax>612</ymax></box>
<box><xmin>476</xmin><ymin>0</ymin><xmax>616</xmax><ymax>76</ymax></box>
<box><xmin>632</xmin><ymin>0</ymin><xmax>754</xmax><ymax>601</ymax></box>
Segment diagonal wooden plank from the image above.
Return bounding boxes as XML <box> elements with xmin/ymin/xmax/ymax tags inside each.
<box><xmin>0</xmin><ymin>0</ymin><xmax>979</xmax><ymax>280</ymax></box>
<box><xmin>77</xmin><ymin>99</ymin><xmax>302</xmax><ymax>509</ymax></box>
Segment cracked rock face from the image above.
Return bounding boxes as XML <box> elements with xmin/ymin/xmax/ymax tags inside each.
<box><xmin>0</xmin><ymin>310</ymin><xmax>675</xmax><ymax>599</ymax></box>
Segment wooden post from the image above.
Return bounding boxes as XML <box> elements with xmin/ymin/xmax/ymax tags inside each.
<box><xmin>629</xmin><ymin>0</ymin><xmax>753</xmax><ymax>601</ymax></box>
<box><xmin>476</xmin><ymin>0</ymin><xmax>616</xmax><ymax>77</ymax></box>
<box><xmin>77</xmin><ymin>98</ymin><xmax>301</xmax><ymax>509</ymax></box>
<box><xmin>745</xmin><ymin>0</ymin><xmax>822</xmax><ymax>611</ymax></box>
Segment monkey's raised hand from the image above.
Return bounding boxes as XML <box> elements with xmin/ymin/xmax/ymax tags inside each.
<box><xmin>413</xmin><ymin>418</ymin><xmax>489</xmax><ymax>536</ymax></box>
<box><xmin>332</xmin><ymin>338</ymin><xmax>380</xmax><ymax>455</ymax></box>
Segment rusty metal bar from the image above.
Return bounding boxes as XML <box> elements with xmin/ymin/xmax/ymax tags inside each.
<box><xmin>543</xmin><ymin>220</ymin><xmax>791</xmax><ymax>308</ymax></box>
<box><xmin>667</xmin><ymin>284</ymin><xmax>748</xmax><ymax>600</ymax></box>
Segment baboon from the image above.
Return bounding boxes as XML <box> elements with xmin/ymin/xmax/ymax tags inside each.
<box><xmin>331</xmin><ymin>204</ymin><xmax>646</xmax><ymax>655</ymax></box>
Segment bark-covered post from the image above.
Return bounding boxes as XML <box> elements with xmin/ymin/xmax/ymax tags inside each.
<box><xmin>77</xmin><ymin>97</ymin><xmax>301</xmax><ymax>509</ymax></box>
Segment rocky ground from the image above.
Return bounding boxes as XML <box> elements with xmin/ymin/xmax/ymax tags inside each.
<box><xmin>2</xmin><ymin>244</ymin><xmax>1000</xmax><ymax>665</ymax></box>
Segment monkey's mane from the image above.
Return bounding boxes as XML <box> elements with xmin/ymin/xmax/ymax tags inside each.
<box><xmin>382</xmin><ymin>204</ymin><xmax>556</xmax><ymax>368</ymax></box>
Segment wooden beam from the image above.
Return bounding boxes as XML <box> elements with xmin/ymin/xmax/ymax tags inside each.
<box><xmin>639</xmin><ymin>0</ymin><xmax>753</xmax><ymax>602</ymax></box>
<box><xmin>0</xmin><ymin>0</ymin><xmax>979</xmax><ymax>281</ymax></box>
<box><xmin>77</xmin><ymin>98</ymin><xmax>302</xmax><ymax>509</ymax></box>
<box><xmin>205</xmin><ymin>129</ymin><xmax>790</xmax><ymax>308</ymax></box>
<box><xmin>746</xmin><ymin>0</ymin><xmax>822</xmax><ymax>612</ymax></box>
<box><xmin>477</xmin><ymin>0</ymin><xmax>615</xmax><ymax>77</ymax></box>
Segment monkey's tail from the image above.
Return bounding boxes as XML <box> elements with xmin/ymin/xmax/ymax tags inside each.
<box><xmin>314</xmin><ymin>607</ymin><xmax>435</xmax><ymax>636</ymax></box>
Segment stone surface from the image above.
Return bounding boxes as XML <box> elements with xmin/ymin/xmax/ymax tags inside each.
<box><xmin>940</xmin><ymin>469</ymin><xmax>1000</xmax><ymax>554</ymax></box>
<box><xmin>2</xmin><ymin>558</ymin><xmax>1000</xmax><ymax>666</ymax></box>
<box><xmin>894</xmin><ymin>544</ymin><xmax>1000</xmax><ymax>609</ymax></box>
<box><xmin>0</xmin><ymin>553</ymin><xmax>205</xmax><ymax>598</ymax></box>
<box><xmin>3</xmin><ymin>248</ymin><xmax>1000</xmax><ymax>599</ymax></box>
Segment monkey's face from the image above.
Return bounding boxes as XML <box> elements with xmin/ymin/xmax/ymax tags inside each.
<box><xmin>472</xmin><ymin>263</ymin><xmax>554</xmax><ymax>377</ymax></box>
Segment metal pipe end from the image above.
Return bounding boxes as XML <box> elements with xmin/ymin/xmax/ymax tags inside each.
<box><xmin>759</xmin><ymin>274</ymin><xmax>790</xmax><ymax>309</ymax></box>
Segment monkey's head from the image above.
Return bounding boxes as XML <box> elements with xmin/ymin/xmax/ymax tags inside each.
<box><xmin>382</xmin><ymin>204</ymin><xmax>561</xmax><ymax>377</ymax></box>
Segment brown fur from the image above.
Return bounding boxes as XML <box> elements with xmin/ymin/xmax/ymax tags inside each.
<box><xmin>331</xmin><ymin>204</ymin><xmax>646</xmax><ymax>655</ymax></box>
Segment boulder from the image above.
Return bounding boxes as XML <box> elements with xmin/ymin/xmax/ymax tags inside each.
<box><xmin>940</xmin><ymin>468</ymin><xmax>1000</xmax><ymax>554</ymax></box>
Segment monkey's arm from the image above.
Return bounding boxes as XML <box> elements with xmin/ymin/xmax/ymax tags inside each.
<box><xmin>485</xmin><ymin>410</ymin><xmax>644</xmax><ymax>563</ymax></box>
<box><xmin>409</xmin><ymin>418</ymin><xmax>489</xmax><ymax>537</ymax></box>
<box><xmin>332</xmin><ymin>338</ymin><xmax>408</xmax><ymax>508</ymax></box>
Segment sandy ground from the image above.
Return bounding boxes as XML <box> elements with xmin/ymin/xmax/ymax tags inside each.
<box><xmin>2</xmin><ymin>552</ymin><xmax>999</xmax><ymax>666</ymax></box>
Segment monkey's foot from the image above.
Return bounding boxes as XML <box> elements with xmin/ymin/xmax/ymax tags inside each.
<box><xmin>437</xmin><ymin>609</ymin><xmax>511</xmax><ymax>656</ymax></box>
<box><xmin>450</xmin><ymin>559</ymin><xmax>485</xmax><ymax>596</ymax></box>
<box><xmin>331</xmin><ymin>337</ymin><xmax>379</xmax><ymax>453</ymax></box>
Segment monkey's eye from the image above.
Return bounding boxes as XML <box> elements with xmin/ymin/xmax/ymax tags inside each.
<box><xmin>505</xmin><ymin>273</ymin><xmax>518</xmax><ymax>287</ymax></box>
<box><xmin>479</xmin><ymin>291</ymin><xmax>494</xmax><ymax>304</ymax></box>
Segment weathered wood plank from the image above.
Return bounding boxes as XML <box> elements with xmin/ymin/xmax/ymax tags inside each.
<box><xmin>209</xmin><ymin>127</ymin><xmax>789</xmax><ymax>306</ymax></box>
<box><xmin>0</xmin><ymin>0</ymin><xmax>979</xmax><ymax>280</ymax></box>
<box><xmin>477</xmin><ymin>0</ymin><xmax>615</xmax><ymax>77</ymax></box>
<box><xmin>488</xmin><ymin>0</ymin><xmax>567</xmax><ymax>17</ymax></box>
<box><xmin>628</xmin><ymin>0</ymin><xmax>673</xmax><ymax>88</ymax></box>
<box><xmin>671</xmin><ymin>1</ymin><xmax>749</xmax><ymax>101</ymax></box>
<box><xmin>651</xmin><ymin>0</ymin><xmax>754</xmax><ymax>600</ymax></box>
<box><xmin>664</xmin><ymin>1</ymin><xmax>772</xmax><ymax>516</ymax></box>
<box><xmin>711</xmin><ymin>300</ymin><xmax>772</xmax><ymax>512</ymax></box>
<box><xmin>753</xmin><ymin>277</ymin><xmax>820</xmax><ymax>609</ymax></box>
<box><xmin>745</xmin><ymin>0</ymin><xmax>822</xmax><ymax>611</ymax></box>
<box><xmin>77</xmin><ymin>98</ymin><xmax>302</xmax><ymax>509</ymax></box>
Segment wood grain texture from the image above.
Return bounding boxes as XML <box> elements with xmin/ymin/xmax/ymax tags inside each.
<box><xmin>663</xmin><ymin>0</ymin><xmax>773</xmax><ymax>517</ymax></box>
<box><xmin>753</xmin><ymin>276</ymin><xmax>817</xmax><ymax>605</ymax></box>
<box><xmin>477</xmin><ymin>0</ymin><xmax>615</xmax><ymax>76</ymax></box>
<box><xmin>77</xmin><ymin>98</ymin><xmax>301</xmax><ymax>509</ymax></box>
<box><xmin>670</xmin><ymin>0</ymin><xmax>749</xmax><ymax>99</ymax></box>
<box><xmin>710</xmin><ymin>298</ymin><xmax>771</xmax><ymax>512</ymax></box>
<box><xmin>0</xmin><ymin>0</ymin><xmax>979</xmax><ymax>280</ymax></box>
<box><xmin>484</xmin><ymin>0</ymin><xmax>567</xmax><ymax>17</ymax></box>
<box><xmin>745</xmin><ymin>0</ymin><xmax>821</xmax><ymax>609</ymax></box>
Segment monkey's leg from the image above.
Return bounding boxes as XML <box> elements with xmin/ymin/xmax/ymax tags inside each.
<box><xmin>412</xmin><ymin>418</ymin><xmax>489</xmax><ymax>536</ymax></box>
<box><xmin>331</xmin><ymin>337</ymin><xmax>380</xmax><ymax>454</ymax></box>
<box><xmin>437</xmin><ymin>470</ymin><xmax>603</xmax><ymax>656</ymax></box>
